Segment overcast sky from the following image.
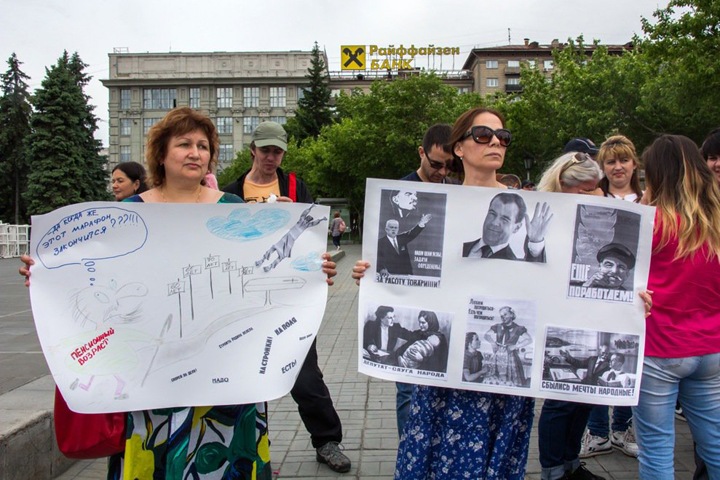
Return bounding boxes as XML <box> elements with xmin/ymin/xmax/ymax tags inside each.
<box><xmin>1</xmin><ymin>0</ymin><xmax>668</xmax><ymax>146</ymax></box>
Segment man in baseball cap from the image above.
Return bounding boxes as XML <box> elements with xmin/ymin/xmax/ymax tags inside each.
<box><xmin>563</xmin><ymin>138</ymin><xmax>599</xmax><ymax>158</ymax></box>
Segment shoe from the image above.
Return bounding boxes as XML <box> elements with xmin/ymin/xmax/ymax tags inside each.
<box><xmin>611</xmin><ymin>426</ymin><xmax>639</xmax><ymax>458</ymax></box>
<box><xmin>562</xmin><ymin>463</ymin><xmax>606</xmax><ymax>480</ymax></box>
<box><xmin>316</xmin><ymin>441</ymin><xmax>351</xmax><ymax>473</ymax></box>
<box><xmin>675</xmin><ymin>404</ymin><xmax>687</xmax><ymax>422</ymax></box>
<box><xmin>579</xmin><ymin>430</ymin><xmax>612</xmax><ymax>458</ymax></box>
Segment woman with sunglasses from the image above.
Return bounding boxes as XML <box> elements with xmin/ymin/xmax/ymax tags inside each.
<box><xmin>633</xmin><ymin>135</ymin><xmax>720</xmax><ymax>479</ymax></box>
<box><xmin>354</xmin><ymin>108</ymin><xmax>536</xmax><ymax>479</ymax></box>
<box><xmin>535</xmin><ymin>152</ymin><xmax>610</xmax><ymax>480</ymax></box>
<box><xmin>596</xmin><ymin>135</ymin><xmax>643</xmax><ymax>203</ymax></box>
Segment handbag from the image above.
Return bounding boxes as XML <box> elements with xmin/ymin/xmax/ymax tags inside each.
<box><xmin>53</xmin><ymin>387</ymin><xmax>127</xmax><ymax>459</ymax></box>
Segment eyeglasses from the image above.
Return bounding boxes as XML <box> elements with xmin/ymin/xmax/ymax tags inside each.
<box><xmin>560</xmin><ymin>152</ymin><xmax>593</xmax><ymax>176</ymax></box>
<box><xmin>462</xmin><ymin>126</ymin><xmax>512</xmax><ymax>147</ymax></box>
<box><xmin>425</xmin><ymin>152</ymin><xmax>453</xmax><ymax>170</ymax></box>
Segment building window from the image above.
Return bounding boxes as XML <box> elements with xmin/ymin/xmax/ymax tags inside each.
<box><xmin>486</xmin><ymin>78</ymin><xmax>499</xmax><ymax>88</ymax></box>
<box><xmin>507</xmin><ymin>77</ymin><xmax>521</xmax><ymax>85</ymax></box>
<box><xmin>119</xmin><ymin>145</ymin><xmax>131</xmax><ymax>162</ymax></box>
<box><xmin>218</xmin><ymin>144</ymin><xmax>234</xmax><ymax>163</ymax></box>
<box><xmin>457</xmin><ymin>87</ymin><xmax>471</xmax><ymax>94</ymax></box>
<box><xmin>269</xmin><ymin>116</ymin><xmax>286</xmax><ymax>125</ymax></box>
<box><xmin>527</xmin><ymin>60</ymin><xmax>537</xmax><ymax>68</ymax></box>
<box><xmin>507</xmin><ymin>60</ymin><xmax>520</xmax><ymax>68</ymax></box>
<box><xmin>269</xmin><ymin>87</ymin><xmax>286</xmax><ymax>108</ymax></box>
<box><xmin>297</xmin><ymin>87</ymin><xmax>305</xmax><ymax>101</ymax></box>
<box><xmin>144</xmin><ymin>118</ymin><xmax>160</xmax><ymax>134</ymax></box>
<box><xmin>486</xmin><ymin>60</ymin><xmax>498</xmax><ymax>69</ymax></box>
<box><xmin>120</xmin><ymin>89</ymin><xmax>131</xmax><ymax>109</ymax></box>
<box><xmin>544</xmin><ymin>60</ymin><xmax>554</xmax><ymax>70</ymax></box>
<box><xmin>189</xmin><ymin>88</ymin><xmax>200</xmax><ymax>109</ymax></box>
<box><xmin>243</xmin><ymin>116</ymin><xmax>259</xmax><ymax>134</ymax></box>
<box><xmin>244</xmin><ymin>87</ymin><xmax>259</xmax><ymax>107</ymax></box>
<box><xmin>119</xmin><ymin>119</ymin><xmax>131</xmax><ymax>136</ymax></box>
<box><xmin>216</xmin><ymin>117</ymin><xmax>233</xmax><ymax>134</ymax></box>
<box><xmin>217</xmin><ymin>87</ymin><xmax>233</xmax><ymax>108</ymax></box>
<box><xmin>143</xmin><ymin>88</ymin><xmax>176</xmax><ymax>109</ymax></box>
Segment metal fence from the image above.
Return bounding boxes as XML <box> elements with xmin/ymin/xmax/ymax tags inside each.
<box><xmin>0</xmin><ymin>223</ymin><xmax>30</xmax><ymax>258</ymax></box>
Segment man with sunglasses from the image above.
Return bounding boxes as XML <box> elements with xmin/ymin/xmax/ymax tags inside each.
<box><xmin>401</xmin><ymin>124</ymin><xmax>455</xmax><ymax>184</ymax></box>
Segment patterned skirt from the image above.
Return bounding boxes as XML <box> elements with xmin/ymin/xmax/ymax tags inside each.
<box><xmin>395</xmin><ymin>386</ymin><xmax>534</xmax><ymax>480</ymax></box>
<box><xmin>107</xmin><ymin>403</ymin><xmax>271</xmax><ymax>480</ymax></box>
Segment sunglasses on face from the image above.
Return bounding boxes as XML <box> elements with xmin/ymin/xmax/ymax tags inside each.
<box><xmin>462</xmin><ymin>125</ymin><xmax>512</xmax><ymax>147</ymax></box>
<box><xmin>425</xmin><ymin>152</ymin><xmax>453</xmax><ymax>170</ymax></box>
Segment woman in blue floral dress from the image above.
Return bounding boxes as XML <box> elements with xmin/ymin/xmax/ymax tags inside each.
<box><xmin>394</xmin><ymin>108</ymin><xmax>536</xmax><ymax>479</ymax></box>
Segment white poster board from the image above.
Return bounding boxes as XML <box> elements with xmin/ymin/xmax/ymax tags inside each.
<box><xmin>29</xmin><ymin>202</ymin><xmax>330</xmax><ymax>413</ymax></box>
<box><xmin>359</xmin><ymin>179</ymin><xmax>655</xmax><ymax>406</ymax></box>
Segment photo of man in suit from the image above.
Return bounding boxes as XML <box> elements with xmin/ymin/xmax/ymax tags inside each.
<box><xmin>462</xmin><ymin>192</ymin><xmax>551</xmax><ymax>262</ymax></box>
<box><xmin>377</xmin><ymin>214</ymin><xmax>432</xmax><ymax>276</ymax></box>
<box><xmin>597</xmin><ymin>352</ymin><xmax>635</xmax><ymax>388</ymax></box>
<box><xmin>561</xmin><ymin>344</ymin><xmax>611</xmax><ymax>386</ymax></box>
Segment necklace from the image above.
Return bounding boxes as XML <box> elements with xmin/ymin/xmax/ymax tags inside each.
<box><xmin>159</xmin><ymin>186</ymin><xmax>203</xmax><ymax>203</ymax></box>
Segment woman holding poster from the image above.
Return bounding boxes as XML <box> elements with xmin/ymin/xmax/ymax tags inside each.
<box><xmin>633</xmin><ymin>135</ymin><xmax>720</xmax><ymax>480</ymax></box>
<box><xmin>20</xmin><ymin>107</ymin><xmax>338</xmax><ymax>480</ymax></box>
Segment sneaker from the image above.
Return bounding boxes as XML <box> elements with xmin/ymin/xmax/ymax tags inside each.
<box><xmin>579</xmin><ymin>430</ymin><xmax>612</xmax><ymax>458</ymax></box>
<box><xmin>611</xmin><ymin>426</ymin><xmax>639</xmax><ymax>458</ymax></box>
<box><xmin>562</xmin><ymin>463</ymin><xmax>606</xmax><ymax>480</ymax></box>
<box><xmin>316</xmin><ymin>441</ymin><xmax>351</xmax><ymax>473</ymax></box>
<box><xmin>675</xmin><ymin>404</ymin><xmax>687</xmax><ymax>422</ymax></box>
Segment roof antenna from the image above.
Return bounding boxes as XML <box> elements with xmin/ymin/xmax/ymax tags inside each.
<box><xmin>508</xmin><ymin>28</ymin><xmax>512</xmax><ymax>45</ymax></box>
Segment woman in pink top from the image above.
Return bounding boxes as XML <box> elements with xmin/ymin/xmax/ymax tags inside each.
<box><xmin>634</xmin><ymin>135</ymin><xmax>720</xmax><ymax>479</ymax></box>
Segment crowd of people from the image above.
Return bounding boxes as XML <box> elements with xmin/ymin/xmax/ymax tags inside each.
<box><xmin>18</xmin><ymin>105</ymin><xmax>720</xmax><ymax>480</ymax></box>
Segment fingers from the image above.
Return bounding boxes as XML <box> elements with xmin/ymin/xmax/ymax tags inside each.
<box><xmin>352</xmin><ymin>261</ymin><xmax>371</xmax><ymax>286</ymax></box>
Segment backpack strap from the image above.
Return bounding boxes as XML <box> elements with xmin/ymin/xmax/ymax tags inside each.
<box><xmin>288</xmin><ymin>172</ymin><xmax>297</xmax><ymax>202</ymax></box>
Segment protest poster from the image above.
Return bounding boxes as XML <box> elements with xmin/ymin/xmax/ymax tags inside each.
<box><xmin>359</xmin><ymin>179</ymin><xmax>655</xmax><ymax>406</ymax></box>
<box><xmin>28</xmin><ymin>202</ymin><xmax>330</xmax><ymax>413</ymax></box>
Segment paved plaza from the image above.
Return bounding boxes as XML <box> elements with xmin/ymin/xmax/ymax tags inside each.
<box><xmin>0</xmin><ymin>246</ymin><xmax>700</xmax><ymax>479</ymax></box>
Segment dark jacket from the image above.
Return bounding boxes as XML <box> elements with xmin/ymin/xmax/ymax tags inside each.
<box><xmin>462</xmin><ymin>237</ymin><xmax>546</xmax><ymax>262</ymax></box>
<box><xmin>222</xmin><ymin>167</ymin><xmax>313</xmax><ymax>203</ymax></box>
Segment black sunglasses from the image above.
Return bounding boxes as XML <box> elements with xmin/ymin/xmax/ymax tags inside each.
<box><xmin>462</xmin><ymin>125</ymin><xmax>512</xmax><ymax>147</ymax></box>
<box><xmin>425</xmin><ymin>152</ymin><xmax>453</xmax><ymax>170</ymax></box>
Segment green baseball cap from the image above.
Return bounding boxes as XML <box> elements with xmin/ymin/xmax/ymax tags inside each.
<box><xmin>252</xmin><ymin>121</ymin><xmax>287</xmax><ymax>151</ymax></box>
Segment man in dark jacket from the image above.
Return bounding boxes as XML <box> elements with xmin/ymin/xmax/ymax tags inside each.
<box><xmin>222</xmin><ymin>121</ymin><xmax>350</xmax><ymax>473</ymax></box>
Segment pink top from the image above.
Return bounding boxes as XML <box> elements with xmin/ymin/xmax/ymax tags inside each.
<box><xmin>646</xmin><ymin>216</ymin><xmax>720</xmax><ymax>357</ymax></box>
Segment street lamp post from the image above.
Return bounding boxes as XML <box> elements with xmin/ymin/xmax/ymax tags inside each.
<box><xmin>523</xmin><ymin>157</ymin><xmax>534</xmax><ymax>181</ymax></box>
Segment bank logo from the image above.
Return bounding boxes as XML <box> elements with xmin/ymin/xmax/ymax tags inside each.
<box><xmin>341</xmin><ymin>46</ymin><xmax>365</xmax><ymax>70</ymax></box>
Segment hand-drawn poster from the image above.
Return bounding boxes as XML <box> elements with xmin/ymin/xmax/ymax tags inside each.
<box><xmin>359</xmin><ymin>179</ymin><xmax>655</xmax><ymax>406</ymax></box>
<box><xmin>28</xmin><ymin>202</ymin><xmax>330</xmax><ymax>413</ymax></box>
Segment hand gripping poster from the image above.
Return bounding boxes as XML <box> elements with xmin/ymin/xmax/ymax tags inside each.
<box><xmin>359</xmin><ymin>179</ymin><xmax>655</xmax><ymax>406</ymax></box>
<box><xmin>28</xmin><ymin>202</ymin><xmax>330</xmax><ymax>413</ymax></box>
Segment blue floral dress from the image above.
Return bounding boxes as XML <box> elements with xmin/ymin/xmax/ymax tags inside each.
<box><xmin>395</xmin><ymin>386</ymin><xmax>534</xmax><ymax>479</ymax></box>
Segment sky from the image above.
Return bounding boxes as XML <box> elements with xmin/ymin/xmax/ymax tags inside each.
<box><xmin>1</xmin><ymin>0</ymin><xmax>669</xmax><ymax>146</ymax></box>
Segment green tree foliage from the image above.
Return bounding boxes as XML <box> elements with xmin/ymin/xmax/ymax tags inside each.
<box><xmin>286</xmin><ymin>42</ymin><xmax>333</xmax><ymax>144</ymax></box>
<box><xmin>0</xmin><ymin>53</ymin><xmax>32</xmax><ymax>224</ymax></box>
<box><xmin>24</xmin><ymin>51</ymin><xmax>110</xmax><ymax>215</ymax></box>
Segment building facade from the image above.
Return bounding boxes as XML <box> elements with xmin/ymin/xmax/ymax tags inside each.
<box><xmin>102</xmin><ymin>50</ymin><xmax>317</xmax><ymax>171</ymax></box>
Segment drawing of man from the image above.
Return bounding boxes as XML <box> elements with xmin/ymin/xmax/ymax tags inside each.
<box><xmin>462</xmin><ymin>192</ymin><xmax>550</xmax><ymax>262</ymax></box>
<box><xmin>582</xmin><ymin>242</ymin><xmax>635</xmax><ymax>290</ymax></box>
<box><xmin>255</xmin><ymin>204</ymin><xmax>327</xmax><ymax>272</ymax></box>
<box><xmin>598</xmin><ymin>352</ymin><xmax>635</xmax><ymax>388</ymax></box>
<box><xmin>389</xmin><ymin>189</ymin><xmax>419</xmax><ymax>219</ymax></box>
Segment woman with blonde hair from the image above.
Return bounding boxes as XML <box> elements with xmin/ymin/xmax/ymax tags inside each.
<box><xmin>633</xmin><ymin>134</ymin><xmax>720</xmax><ymax>479</ymax></box>
<box><xmin>596</xmin><ymin>135</ymin><xmax>643</xmax><ymax>202</ymax></box>
<box><xmin>536</xmin><ymin>151</ymin><xmax>603</xmax><ymax>195</ymax></box>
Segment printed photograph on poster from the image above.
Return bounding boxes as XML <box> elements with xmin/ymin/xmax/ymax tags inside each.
<box><xmin>463</xmin><ymin>297</ymin><xmax>536</xmax><ymax>388</ymax></box>
<box><xmin>568</xmin><ymin>205</ymin><xmax>641</xmax><ymax>303</ymax></box>
<box><xmin>462</xmin><ymin>191</ymin><xmax>551</xmax><ymax>262</ymax></box>
<box><xmin>361</xmin><ymin>303</ymin><xmax>452</xmax><ymax>380</ymax></box>
<box><xmin>541</xmin><ymin>326</ymin><xmax>640</xmax><ymax>397</ymax></box>
<box><xmin>375</xmin><ymin>188</ymin><xmax>447</xmax><ymax>287</ymax></box>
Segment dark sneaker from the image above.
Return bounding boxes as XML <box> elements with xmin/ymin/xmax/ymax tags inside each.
<box><xmin>316</xmin><ymin>441</ymin><xmax>351</xmax><ymax>473</ymax></box>
<box><xmin>562</xmin><ymin>463</ymin><xmax>606</xmax><ymax>480</ymax></box>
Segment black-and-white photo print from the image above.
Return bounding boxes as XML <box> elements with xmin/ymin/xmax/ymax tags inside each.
<box><xmin>462</xmin><ymin>192</ymin><xmax>551</xmax><ymax>262</ymax></box>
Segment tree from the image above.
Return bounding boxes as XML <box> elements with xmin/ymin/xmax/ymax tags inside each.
<box><xmin>24</xmin><ymin>51</ymin><xmax>110</xmax><ymax>215</ymax></box>
<box><xmin>0</xmin><ymin>53</ymin><xmax>32</xmax><ymax>224</ymax></box>
<box><xmin>286</xmin><ymin>42</ymin><xmax>333</xmax><ymax>144</ymax></box>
